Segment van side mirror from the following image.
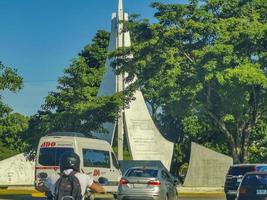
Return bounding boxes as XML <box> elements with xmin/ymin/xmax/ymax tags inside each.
<box><xmin>98</xmin><ymin>177</ymin><xmax>109</xmax><ymax>185</ymax></box>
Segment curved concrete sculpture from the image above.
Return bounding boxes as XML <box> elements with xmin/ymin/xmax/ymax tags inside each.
<box><xmin>183</xmin><ymin>142</ymin><xmax>233</xmax><ymax>187</ymax></box>
<box><xmin>95</xmin><ymin>0</ymin><xmax>174</xmax><ymax>169</ymax></box>
<box><xmin>124</xmin><ymin>90</ymin><xmax>174</xmax><ymax>169</ymax></box>
<box><xmin>0</xmin><ymin>153</ymin><xmax>34</xmax><ymax>186</ymax></box>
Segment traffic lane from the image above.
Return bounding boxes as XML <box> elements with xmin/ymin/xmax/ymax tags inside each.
<box><xmin>0</xmin><ymin>196</ymin><xmax>226</xmax><ymax>200</ymax></box>
<box><xmin>180</xmin><ymin>196</ymin><xmax>225</xmax><ymax>200</ymax></box>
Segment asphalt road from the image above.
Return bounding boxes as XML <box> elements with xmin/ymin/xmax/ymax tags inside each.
<box><xmin>0</xmin><ymin>196</ymin><xmax>226</xmax><ymax>200</ymax></box>
<box><xmin>180</xmin><ymin>197</ymin><xmax>225</xmax><ymax>200</ymax></box>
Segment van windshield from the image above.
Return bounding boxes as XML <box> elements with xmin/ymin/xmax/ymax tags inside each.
<box><xmin>39</xmin><ymin>147</ymin><xmax>74</xmax><ymax>166</ymax></box>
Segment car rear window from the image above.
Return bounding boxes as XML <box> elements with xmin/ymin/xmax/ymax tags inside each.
<box><xmin>39</xmin><ymin>147</ymin><xmax>74</xmax><ymax>166</ymax></box>
<box><xmin>83</xmin><ymin>149</ymin><xmax>110</xmax><ymax>168</ymax></box>
<box><xmin>126</xmin><ymin>168</ymin><xmax>158</xmax><ymax>178</ymax></box>
<box><xmin>229</xmin><ymin>166</ymin><xmax>255</xmax><ymax>176</ymax></box>
<box><xmin>242</xmin><ymin>174</ymin><xmax>267</xmax><ymax>187</ymax></box>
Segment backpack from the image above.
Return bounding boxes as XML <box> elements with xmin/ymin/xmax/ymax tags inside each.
<box><xmin>54</xmin><ymin>171</ymin><xmax>83</xmax><ymax>200</ymax></box>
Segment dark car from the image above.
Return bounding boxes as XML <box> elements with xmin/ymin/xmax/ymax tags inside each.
<box><xmin>224</xmin><ymin>164</ymin><xmax>267</xmax><ymax>200</ymax></box>
<box><xmin>236</xmin><ymin>171</ymin><xmax>267</xmax><ymax>200</ymax></box>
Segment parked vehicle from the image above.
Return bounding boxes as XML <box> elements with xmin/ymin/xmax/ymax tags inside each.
<box><xmin>35</xmin><ymin>132</ymin><xmax>122</xmax><ymax>198</ymax></box>
<box><xmin>236</xmin><ymin>171</ymin><xmax>267</xmax><ymax>200</ymax></box>
<box><xmin>117</xmin><ymin>166</ymin><xmax>178</xmax><ymax>200</ymax></box>
<box><xmin>224</xmin><ymin>164</ymin><xmax>267</xmax><ymax>200</ymax></box>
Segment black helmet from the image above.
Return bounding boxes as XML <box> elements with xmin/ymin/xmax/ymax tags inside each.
<box><xmin>59</xmin><ymin>152</ymin><xmax>80</xmax><ymax>172</ymax></box>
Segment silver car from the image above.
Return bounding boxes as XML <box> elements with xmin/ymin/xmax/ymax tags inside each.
<box><xmin>117</xmin><ymin>166</ymin><xmax>178</xmax><ymax>200</ymax></box>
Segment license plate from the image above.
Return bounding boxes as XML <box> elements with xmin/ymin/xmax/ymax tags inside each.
<box><xmin>256</xmin><ymin>189</ymin><xmax>267</xmax><ymax>195</ymax></box>
<box><xmin>227</xmin><ymin>190</ymin><xmax>237</xmax><ymax>195</ymax></box>
<box><xmin>237</xmin><ymin>178</ymin><xmax>242</xmax><ymax>183</ymax></box>
<box><xmin>133</xmin><ymin>184</ymin><xmax>145</xmax><ymax>188</ymax></box>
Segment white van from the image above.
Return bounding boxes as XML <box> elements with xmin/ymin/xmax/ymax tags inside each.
<box><xmin>35</xmin><ymin>132</ymin><xmax>122</xmax><ymax>196</ymax></box>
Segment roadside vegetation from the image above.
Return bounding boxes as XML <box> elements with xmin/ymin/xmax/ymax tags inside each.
<box><xmin>0</xmin><ymin>0</ymin><xmax>267</xmax><ymax>176</ymax></box>
<box><xmin>112</xmin><ymin>0</ymin><xmax>267</xmax><ymax>167</ymax></box>
<box><xmin>0</xmin><ymin>62</ymin><xmax>28</xmax><ymax>159</ymax></box>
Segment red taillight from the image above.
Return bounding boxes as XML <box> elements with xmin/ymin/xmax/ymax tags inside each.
<box><xmin>253</xmin><ymin>166</ymin><xmax>257</xmax><ymax>171</ymax></box>
<box><xmin>239</xmin><ymin>186</ymin><xmax>247</xmax><ymax>196</ymax></box>
<box><xmin>147</xmin><ymin>180</ymin><xmax>161</xmax><ymax>186</ymax></box>
<box><xmin>119</xmin><ymin>178</ymin><xmax>129</xmax><ymax>185</ymax></box>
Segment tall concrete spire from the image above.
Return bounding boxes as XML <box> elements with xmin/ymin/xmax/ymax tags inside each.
<box><xmin>95</xmin><ymin>0</ymin><xmax>173</xmax><ymax>169</ymax></box>
<box><xmin>116</xmin><ymin>0</ymin><xmax>124</xmax><ymax>160</ymax></box>
<box><xmin>118</xmin><ymin>0</ymin><xmax>123</xmax><ymax>18</ymax></box>
<box><xmin>117</xmin><ymin>0</ymin><xmax>124</xmax><ymax>48</ymax></box>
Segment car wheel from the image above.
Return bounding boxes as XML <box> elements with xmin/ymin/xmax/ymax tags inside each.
<box><xmin>226</xmin><ymin>195</ymin><xmax>235</xmax><ymax>200</ymax></box>
<box><xmin>165</xmin><ymin>194</ymin><xmax>169</xmax><ymax>200</ymax></box>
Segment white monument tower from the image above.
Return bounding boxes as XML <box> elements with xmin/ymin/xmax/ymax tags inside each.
<box><xmin>95</xmin><ymin>0</ymin><xmax>174</xmax><ymax>169</ymax></box>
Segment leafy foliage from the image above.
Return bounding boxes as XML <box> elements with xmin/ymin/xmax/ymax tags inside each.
<box><xmin>24</xmin><ymin>30</ymin><xmax>124</xmax><ymax>152</ymax></box>
<box><xmin>0</xmin><ymin>62</ymin><xmax>28</xmax><ymax>160</ymax></box>
<box><xmin>112</xmin><ymin>0</ymin><xmax>267</xmax><ymax>165</ymax></box>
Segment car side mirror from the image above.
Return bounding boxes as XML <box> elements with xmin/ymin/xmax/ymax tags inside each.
<box><xmin>173</xmin><ymin>177</ymin><xmax>180</xmax><ymax>186</ymax></box>
<box><xmin>98</xmin><ymin>177</ymin><xmax>109</xmax><ymax>185</ymax></box>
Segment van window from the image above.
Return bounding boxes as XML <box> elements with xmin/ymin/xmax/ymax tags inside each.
<box><xmin>39</xmin><ymin>147</ymin><xmax>74</xmax><ymax>166</ymax></box>
<box><xmin>83</xmin><ymin>149</ymin><xmax>110</xmax><ymax>168</ymax></box>
<box><xmin>111</xmin><ymin>153</ymin><xmax>120</xmax><ymax>170</ymax></box>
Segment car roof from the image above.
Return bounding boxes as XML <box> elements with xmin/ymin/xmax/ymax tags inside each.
<box><xmin>119</xmin><ymin>160</ymin><xmax>168</xmax><ymax>175</ymax></box>
<box><xmin>244</xmin><ymin>171</ymin><xmax>267</xmax><ymax>176</ymax></box>
<box><xmin>127</xmin><ymin>166</ymin><xmax>161</xmax><ymax>170</ymax></box>
<box><xmin>231</xmin><ymin>164</ymin><xmax>267</xmax><ymax>167</ymax></box>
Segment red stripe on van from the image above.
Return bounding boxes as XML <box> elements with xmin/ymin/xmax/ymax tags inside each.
<box><xmin>35</xmin><ymin>166</ymin><xmax>59</xmax><ymax>170</ymax></box>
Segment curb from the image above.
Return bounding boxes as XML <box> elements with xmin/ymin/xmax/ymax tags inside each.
<box><xmin>32</xmin><ymin>192</ymin><xmax>45</xmax><ymax>198</ymax></box>
<box><xmin>0</xmin><ymin>189</ymin><xmax>37</xmax><ymax>196</ymax></box>
<box><xmin>0</xmin><ymin>190</ymin><xmax>114</xmax><ymax>199</ymax></box>
<box><xmin>178</xmin><ymin>192</ymin><xmax>225</xmax><ymax>197</ymax></box>
<box><xmin>0</xmin><ymin>188</ymin><xmax>225</xmax><ymax>198</ymax></box>
<box><xmin>177</xmin><ymin>187</ymin><xmax>225</xmax><ymax>197</ymax></box>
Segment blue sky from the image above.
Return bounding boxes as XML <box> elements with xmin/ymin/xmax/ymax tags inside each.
<box><xmin>0</xmin><ymin>0</ymin><xmax>183</xmax><ymax>116</ymax></box>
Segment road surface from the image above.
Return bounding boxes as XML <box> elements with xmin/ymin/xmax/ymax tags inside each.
<box><xmin>0</xmin><ymin>195</ymin><xmax>226</xmax><ymax>200</ymax></box>
<box><xmin>180</xmin><ymin>197</ymin><xmax>225</xmax><ymax>200</ymax></box>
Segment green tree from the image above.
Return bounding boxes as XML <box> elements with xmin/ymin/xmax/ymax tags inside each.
<box><xmin>112</xmin><ymin>0</ymin><xmax>267</xmax><ymax>164</ymax></box>
<box><xmin>24</xmin><ymin>30</ymin><xmax>123</xmax><ymax>152</ymax></box>
<box><xmin>0</xmin><ymin>62</ymin><xmax>28</xmax><ymax>159</ymax></box>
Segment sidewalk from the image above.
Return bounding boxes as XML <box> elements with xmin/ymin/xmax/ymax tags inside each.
<box><xmin>178</xmin><ymin>186</ymin><xmax>225</xmax><ymax>197</ymax></box>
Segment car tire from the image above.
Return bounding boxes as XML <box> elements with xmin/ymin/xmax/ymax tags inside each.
<box><xmin>165</xmin><ymin>194</ymin><xmax>169</xmax><ymax>200</ymax></box>
<box><xmin>226</xmin><ymin>195</ymin><xmax>235</xmax><ymax>200</ymax></box>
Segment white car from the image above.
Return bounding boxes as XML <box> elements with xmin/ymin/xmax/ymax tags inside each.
<box><xmin>117</xmin><ymin>166</ymin><xmax>178</xmax><ymax>200</ymax></box>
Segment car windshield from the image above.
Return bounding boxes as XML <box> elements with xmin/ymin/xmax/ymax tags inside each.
<box><xmin>229</xmin><ymin>166</ymin><xmax>255</xmax><ymax>176</ymax></box>
<box><xmin>126</xmin><ymin>168</ymin><xmax>158</xmax><ymax>178</ymax></box>
<box><xmin>242</xmin><ymin>174</ymin><xmax>267</xmax><ymax>187</ymax></box>
<box><xmin>39</xmin><ymin>147</ymin><xmax>74</xmax><ymax>166</ymax></box>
